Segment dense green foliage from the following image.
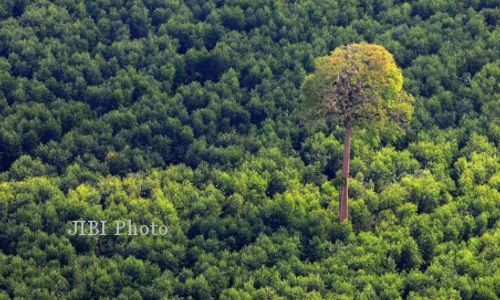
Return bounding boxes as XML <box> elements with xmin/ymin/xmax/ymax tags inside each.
<box><xmin>301</xmin><ymin>43</ymin><xmax>413</xmax><ymax>128</ymax></box>
<box><xmin>0</xmin><ymin>0</ymin><xmax>498</xmax><ymax>298</ymax></box>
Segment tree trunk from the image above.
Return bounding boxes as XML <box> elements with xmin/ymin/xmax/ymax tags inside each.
<box><xmin>339</xmin><ymin>124</ymin><xmax>352</xmax><ymax>223</ymax></box>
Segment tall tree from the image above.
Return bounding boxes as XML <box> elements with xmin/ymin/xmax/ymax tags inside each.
<box><xmin>301</xmin><ymin>43</ymin><xmax>413</xmax><ymax>222</ymax></box>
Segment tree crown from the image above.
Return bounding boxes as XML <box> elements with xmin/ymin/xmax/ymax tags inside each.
<box><xmin>301</xmin><ymin>43</ymin><xmax>413</xmax><ymax>127</ymax></box>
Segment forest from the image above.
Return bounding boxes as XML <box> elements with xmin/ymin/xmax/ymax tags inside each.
<box><xmin>0</xmin><ymin>0</ymin><xmax>498</xmax><ymax>299</ymax></box>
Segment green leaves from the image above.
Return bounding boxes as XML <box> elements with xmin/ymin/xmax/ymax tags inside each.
<box><xmin>0</xmin><ymin>0</ymin><xmax>498</xmax><ymax>298</ymax></box>
<box><xmin>301</xmin><ymin>43</ymin><xmax>412</xmax><ymax>128</ymax></box>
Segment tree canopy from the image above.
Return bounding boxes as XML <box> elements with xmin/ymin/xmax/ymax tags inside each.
<box><xmin>0</xmin><ymin>0</ymin><xmax>498</xmax><ymax>299</ymax></box>
<box><xmin>301</xmin><ymin>43</ymin><xmax>413</xmax><ymax>128</ymax></box>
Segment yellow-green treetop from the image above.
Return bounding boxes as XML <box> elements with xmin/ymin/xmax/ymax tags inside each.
<box><xmin>301</xmin><ymin>42</ymin><xmax>413</xmax><ymax>128</ymax></box>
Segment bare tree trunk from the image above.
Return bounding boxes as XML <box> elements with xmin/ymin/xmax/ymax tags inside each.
<box><xmin>339</xmin><ymin>124</ymin><xmax>351</xmax><ymax>222</ymax></box>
